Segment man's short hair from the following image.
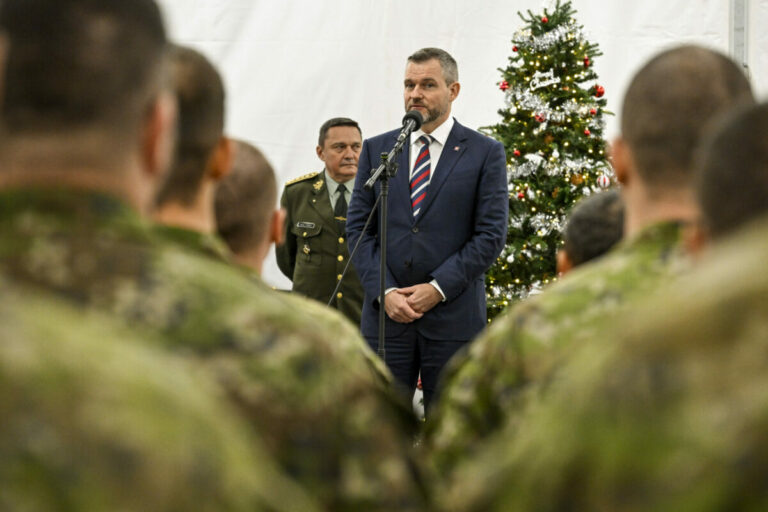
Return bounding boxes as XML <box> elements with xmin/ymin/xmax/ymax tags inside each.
<box><xmin>407</xmin><ymin>47</ymin><xmax>459</xmax><ymax>85</ymax></box>
<box><xmin>697</xmin><ymin>101</ymin><xmax>768</xmax><ymax>239</ymax></box>
<box><xmin>155</xmin><ymin>45</ymin><xmax>225</xmax><ymax>207</ymax></box>
<box><xmin>562</xmin><ymin>189</ymin><xmax>624</xmax><ymax>267</ymax></box>
<box><xmin>215</xmin><ymin>141</ymin><xmax>277</xmax><ymax>253</ymax></box>
<box><xmin>317</xmin><ymin>117</ymin><xmax>361</xmax><ymax>147</ymax></box>
<box><xmin>621</xmin><ymin>45</ymin><xmax>753</xmax><ymax>189</ymax></box>
<box><xmin>0</xmin><ymin>0</ymin><xmax>167</xmax><ymax>142</ymax></box>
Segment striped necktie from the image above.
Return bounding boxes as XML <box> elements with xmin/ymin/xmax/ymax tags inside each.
<box><xmin>410</xmin><ymin>135</ymin><xmax>433</xmax><ymax>217</ymax></box>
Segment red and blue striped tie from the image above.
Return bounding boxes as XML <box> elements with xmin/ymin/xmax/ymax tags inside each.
<box><xmin>410</xmin><ymin>135</ymin><xmax>433</xmax><ymax>217</ymax></box>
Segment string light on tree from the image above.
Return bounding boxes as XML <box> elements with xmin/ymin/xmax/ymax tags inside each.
<box><xmin>481</xmin><ymin>0</ymin><xmax>613</xmax><ymax>320</ymax></box>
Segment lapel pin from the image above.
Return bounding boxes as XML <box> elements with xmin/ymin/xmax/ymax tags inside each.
<box><xmin>454</xmin><ymin>146</ymin><xmax>460</xmax><ymax>151</ymax></box>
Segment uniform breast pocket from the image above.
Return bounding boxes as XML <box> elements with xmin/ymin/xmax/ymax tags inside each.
<box><xmin>290</xmin><ymin>223</ymin><xmax>323</xmax><ymax>266</ymax></box>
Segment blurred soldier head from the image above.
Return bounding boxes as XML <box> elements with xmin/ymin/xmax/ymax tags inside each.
<box><xmin>215</xmin><ymin>140</ymin><xmax>284</xmax><ymax>274</ymax></box>
<box><xmin>316</xmin><ymin>117</ymin><xmax>362</xmax><ymax>184</ymax></box>
<box><xmin>0</xmin><ymin>0</ymin><xmax>175</xmax><ymax>214</ymax></box>
<box><xmin>557</xmin><ymin>189</ymin><xmax>624</xmax><ymax>275</ymax></box>
<box><xmin>153</xmin><ymin>45</ymin><xmax>233</xmax><ymax>233</ymax></box>
<box><xmin>693</xmin><ymin>101</ymin><xmax>768</xmax><ymax>244</ymax></box>
<box><xmin>610</xmin><ymin>45</ymin><xmax>753</xmax><ymax>238</ymax></box>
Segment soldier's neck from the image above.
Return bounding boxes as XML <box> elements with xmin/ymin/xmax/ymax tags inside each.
<box><xmin>231</xmin><ymin>246</ymin><xmax>268</xmax><ymax>276</ymax></box>
<box><xmin>0</xmin><ymin>161</ymin><xmax>148</xmax><ymax>214</ymax></box>
<box><xmin>623</xmin><ymin>183</ymin><xmax>697</xmax><ymax>240</ymax></box>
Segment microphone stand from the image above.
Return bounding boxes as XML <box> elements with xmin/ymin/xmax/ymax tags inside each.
<box><xmin>337</xmin><ymin>112</ymin><xmax>419</xmax><ymax>360</ymax></box>
<box><xmin>363</xmin><ymin>129</ymin><xmax>409</xmax><ymax>360</ymax></box>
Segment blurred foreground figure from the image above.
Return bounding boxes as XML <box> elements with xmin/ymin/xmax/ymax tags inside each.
<box><xmin>556</xmin><ymin>188</ymin><xmax>624</xmax><ymax>275</ymax></box>
<box><xmin>152</xmin><ymin>44</ymin><xmax>234</xmax><ymax>259</ymax></box>
<box><xmin>444</xmin><ymin>100</ymin><xmax>768</xmax><ymax>512</ymax></box>
<box><xmin>0</xmin><ymin>279</ymin><xmax>317</xmax><ymax>512</ymax></box>
<box><xmin>215</xmin><ymin>141</ymin><xmax>282</xmax><ymax>274</ymax></box>
<box><xmin>0</xmin><ymin>1</ymin><xmax>427</xmax><ymax>510</ymax></box>
<box><xmin>428</xmin><ymin>45</ymin><xmax>754</xmax><ymax>478</ymax></box>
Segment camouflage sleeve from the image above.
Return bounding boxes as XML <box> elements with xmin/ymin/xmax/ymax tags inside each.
<box><xmin>275</xmin><ymin>187</ymin><xmax>297</xmax><ymax>280</ymax></box>
<box><xmin>0</xmin><ymin>284</ymin><xmax>319</xmax><ymax>512</ymax></box>
<box><xmin>427</xmin><ymin>295</ymin><xmax>577</xmax><ymax>479</ymax></box>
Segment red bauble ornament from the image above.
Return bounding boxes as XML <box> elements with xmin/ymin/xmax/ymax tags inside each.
<box><xmin>542</xmin><ymin>16</ymin><xmax>549</xmax><ymax>23</ymax></box>
<box><xmin>499</xmin><ymin>80</ymin><xmax>510</xmax><ymax>91</ymax></box>
<box><xmin>535</xmin><ymin>113</ymin><xmax>546</xmax><ymax>123</ymax></box>
<box><xmin>513</xmin><ymin>149</ymin><xmax>521</xmax><ymax>157</ymax></box>
<box><xmin>583</xmin><ymin>57</ymin><xmax>590</xmax><ymax>67</ymax></box>
<box><xmin>513</xmin><ymin>45</ymin><xmax>518</xmax><ymax>52</ymax></box>
<box><xmin>517</xmin><ymin>192</ymin><xmax>525</xmax><ymax>199</ymax></box>
<box><xmin>597</xmin><ymin>175</ymin><xmax>611</xmax><ymax>189</ymax></box>
<box><xmin>594</xmin><ymin>85</ymin><xmax>605</xmax><ymax>98</ymax></box>
<box><xmin>584</xmin><ymin>128</ymin><xmax>591</xmax><ymax>136</ymax></box>
<box><xmin>590</xmin><ymin>108</ymin><xmax>597</xmax><ymax>115</ymax></box>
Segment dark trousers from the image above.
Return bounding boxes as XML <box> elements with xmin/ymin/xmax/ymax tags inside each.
<box><xmin>366</xmin><ymin>327</ymin><xmax>466</xmax><ymax>416</ymax></box>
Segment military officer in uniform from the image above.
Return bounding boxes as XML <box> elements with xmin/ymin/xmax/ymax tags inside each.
<box><xmin>277</xmin><ymin>117</ymin><xmax>365</xmax><ymax>325</ymax></box>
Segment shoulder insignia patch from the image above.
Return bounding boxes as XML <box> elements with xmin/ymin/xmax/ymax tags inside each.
<box><xmin>285</xmin><ymin>171</ymin><xmax>321</xmax><ymax>186</ymax></box>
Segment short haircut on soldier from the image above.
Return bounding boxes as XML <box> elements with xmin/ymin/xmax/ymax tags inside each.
<box><xmin>318</xmin><ymin>117</ymin><xmax>361</xmax><ymax>147</ymax></box>
<box><xmin>562</xmin><ymin>189</ymin><xmax>624</xmax><ymax>267</ymax></box>
<box><xmin>620</xmin><ymin>45</ymin><xmax>753</xmax><ymax>189</ymax></box>
<box><xmin>0</xmin><ymin>0</ymin><xmax>167</xmax><ymax>143</ymax></box>
<box><xmin>155</xmin><ymin>45</ymin><xmax>225</xmax><ymax>207</ymax></box>
<box><xmin>696</xmin><ymin>101</ymin><xmax>768</xmax><ymax>239</ymax></box>
<box><xmin>407</xmin><ymin>47</ymin><xmax>459</xmax><ymax>85</ymax></box>
<box><xmin>215</xmin><ymin>141</ymin><xmax>277</xmax><ymax>253</ymax></box>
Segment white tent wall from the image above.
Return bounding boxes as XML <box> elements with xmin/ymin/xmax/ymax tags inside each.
<box><xmin>157</xmin><ymin>0</ymin><xmax>768</xmax><ymax>289</ymax></box>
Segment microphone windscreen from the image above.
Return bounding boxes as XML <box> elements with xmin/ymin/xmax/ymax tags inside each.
<box><xmin>402</xmin><ymin>110</ymin><xmax>423</xmax><ymax>130</ymax></box>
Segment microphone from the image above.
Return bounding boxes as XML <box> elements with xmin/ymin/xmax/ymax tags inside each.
<box><xmin>364</xmin><ymin>110</ymin><xmax>424</xmax><ymax>190</ymax></box>
<box><xmin>396</xmin><ymin>110</ymin><xmax>424</xmax><ymax>144</ymax></box>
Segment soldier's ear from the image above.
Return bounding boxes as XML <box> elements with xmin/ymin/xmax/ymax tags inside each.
<box><xmin>207</xmin><ymin>136</ymin><xmax>234</xmax><ymax>181</ymax></box>
<box><xmin>316</xmin><ymin>144</ymin><xmax>325</xmax><ymax>163</ymax></box>
<box><xmin>556</xmin><ymin>248</ymin><xmax>573</xmax><ymax>276</ymax></box>
<box><xmin>684</xmin><ymin>219</ymin><xmax>710</xmax><ymax>258</ymax></box>
<box><xmin>270</xmin><ymin>208</ymin><xmax>287</xmax><ymax>247</ymax></box>
<box><xmin>141</xmin><ymin>90</ymin><xmax>177</xmax><ymax>180</ymax></box>
<box><xmin>610</xmin><ymin>137</ymin><xmax>634</xmax><ymax>186</ymax></box>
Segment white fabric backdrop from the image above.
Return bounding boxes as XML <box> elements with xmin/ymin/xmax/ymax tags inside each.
<box><xmin>157</xmin><ymin>0</ymin><xmax>768</xmax><ymax>288</ymax></box>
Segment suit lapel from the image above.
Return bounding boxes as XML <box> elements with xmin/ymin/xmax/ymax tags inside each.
<box><xmin>416</xmin><ymin>121</ymin><xmax>468</xmax><ymax>220</ymax></box>
<box><xmin>309</xmin><ymin>172</ymin><xmax>338</xmax><ymax>234</ymax></box>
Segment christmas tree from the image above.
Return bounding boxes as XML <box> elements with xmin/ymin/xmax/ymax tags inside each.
<box><xmin>484</xmin><ymin>0</ymin><xmax>613</xmax><ymax>320</ymax></box>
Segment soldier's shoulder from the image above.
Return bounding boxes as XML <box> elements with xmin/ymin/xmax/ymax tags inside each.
<box><xmin>285</xmin><ymin>171</ymin><xmax>321</xmax><ymax>187</ymax></box>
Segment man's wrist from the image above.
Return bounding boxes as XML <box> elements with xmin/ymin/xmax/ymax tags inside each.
<box><xmin>429</xmin><ymin>280</ymin><xmax>446</xmax><ymax>301</ymax></box>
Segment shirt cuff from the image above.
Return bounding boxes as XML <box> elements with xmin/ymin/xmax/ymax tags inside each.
<box><xmin>377</xmin><ymin>287</ymin><xmax>399</xmax><ymax>304</ymax></box>
<box><xmin>429</xmin><ymin>280</ymin><xmax>446</xmax><ymax>301</ymax></box>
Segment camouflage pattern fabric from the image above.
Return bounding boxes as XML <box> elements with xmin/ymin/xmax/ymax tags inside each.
<box><xmin>153</xmin><ymin>222</ymin><xmax>234</xmax><ymax>263</ymax></box>
<box><xmin>0</xmin><ymin>187</ymin><xmax>427</xmax><ymax>511</ymax></box>
<box><xmin>427</xmin><ymin>221</ymin><xmax>687</xmax><ymax>478</ymax></box>
<box><xmin>0</xmin><ymin>277</ymin><xmax>318</xmax><ymax>512</ymax></box>
<box><xmin>444</xmin><ymin>215</ymin><xmax>768</xmax><ymax>511</ymax></box>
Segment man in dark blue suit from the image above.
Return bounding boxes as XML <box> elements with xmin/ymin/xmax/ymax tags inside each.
<box><xmin>347</xmin><ymin>47</ymin><xmax>508</xmax><ymax>412</ymax></box>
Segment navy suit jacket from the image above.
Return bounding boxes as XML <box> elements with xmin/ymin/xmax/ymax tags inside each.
<box><xmin>346</xmin><ymin>119</ymin><xmax>508</xmax><ymax>340</ymax></box>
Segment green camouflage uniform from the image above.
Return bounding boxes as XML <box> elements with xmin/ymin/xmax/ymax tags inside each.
<box><xmin>0</xmin><ymin>187</ymin><xmax>427</xmax><ymax>511</ymax></box>
<box><xmin>444</xmin><ymin>215</ymin><xmax>768</xmax><ymax>512</ymax></box>
<box><xmin>277</xmin><ymin>171</ymin><xmax>365</xmax><ymax>325</ymax></box>
<box><xmin>427</xmin><ymin>221</ymin><xmax>687</xmax><ymax>478</ymax></box>
<box><xmin>0</xmin><ymin>277</ymin><xmax>317</xmax><ymax>512</ymax></box>
<box><xmin>153</xmin><ymin>222</ymin><xmax>233</xmax><ymax>262</ymax></box>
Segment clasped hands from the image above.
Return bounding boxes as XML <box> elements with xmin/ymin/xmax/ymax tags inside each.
<box><xmin>384</xmin><ymin>283</ymin><xmax>442</xmax><ymax>323</ymax></box>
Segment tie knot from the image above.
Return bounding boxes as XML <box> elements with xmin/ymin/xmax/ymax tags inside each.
<box><xmin>418</xmin><ymin>135</ymin><xmax>432</xmax><ymax>147</ymax></box>
<box><xmin>337</xmin><ymin>184</ymin><xmax>347</xmax><ymax>194</ymax></box>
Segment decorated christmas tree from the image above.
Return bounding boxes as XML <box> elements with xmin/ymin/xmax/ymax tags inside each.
<box><xmin>484</xmin><ymin>0</ymin><xmax>613</xmax><ymax>320</ymax></box>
